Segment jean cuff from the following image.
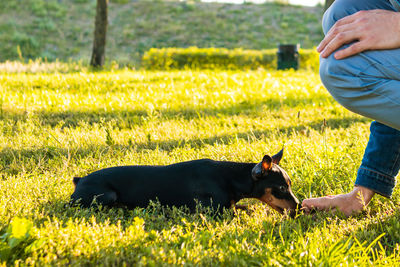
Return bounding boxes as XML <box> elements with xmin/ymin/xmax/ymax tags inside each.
<box><xmin>355</xmin><ymin>167</ymin><xmax>396</xmax><ymax>198</ymax></box>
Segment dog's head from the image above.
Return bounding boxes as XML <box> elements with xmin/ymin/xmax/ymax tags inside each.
<box><xmin>251</xmin><ymin>148</ymin><xmax>300</xmax><ymax>217</ymax></box>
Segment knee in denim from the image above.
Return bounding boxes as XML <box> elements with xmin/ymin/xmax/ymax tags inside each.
<box><xmin>319</xmin><ymin>56</ymin><xmax>360</xmax><ymax>111</ymax></box>
<box><xmin>322</xmin><ymin>0</ymin><xmax>362</xmax><ymax>34</ymax></box>
<box><xmin>322</xmin><ymin>5</ymin><xmax>336</xmax><ymax>34</ymax></box>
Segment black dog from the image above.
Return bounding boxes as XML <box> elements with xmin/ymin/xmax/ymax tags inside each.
<box><xmin>71</xmin><ymin>149</ymin><xmax>300</xmax><ymax>216</ymax></box>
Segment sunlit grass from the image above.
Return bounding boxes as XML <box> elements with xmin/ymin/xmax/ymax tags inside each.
<box><xmin>0</xmin><ymin>68</ymin><xmax>399</xmax><ymax>265</ymax></box>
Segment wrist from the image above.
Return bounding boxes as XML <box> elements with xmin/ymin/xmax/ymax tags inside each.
<box><xmin>393</xmin><ymin>12</ymin><xmax>400</xmax><ymax>35</ymax></box>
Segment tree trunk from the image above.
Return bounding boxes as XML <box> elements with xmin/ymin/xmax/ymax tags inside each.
<box><xmin>324</xmin><ymin>0</ymin><xmax>334</xmax><ymax>11</ymax></box>
<box><xmin>90</xmin><ymin>0</ymin><xmax>108</xmax><ymax>67</ymax></box>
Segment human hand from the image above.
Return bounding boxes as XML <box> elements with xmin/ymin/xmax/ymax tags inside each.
<box><xmin>318</xmin><ymin>9</ymin><xmax>400</xmax><ymax>59</ymax></box>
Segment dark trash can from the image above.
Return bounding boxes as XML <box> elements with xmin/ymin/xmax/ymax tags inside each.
<box><xmin>277</xmin><ymin>44</ymin><xmax>299</xmax><ymax>70</ymax></box>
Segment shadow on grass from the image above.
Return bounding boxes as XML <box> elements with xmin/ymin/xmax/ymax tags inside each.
<box><xmin>131</xmin><ymin>115</ymin><xmax>368</xmax><ymax>151</ymax></box>
<box><xmin>35</xmin><ymin>197</ymin><xmax>236</xmax><ymax>232</ymax></box>
<box><xmin>351</xmin><ymin>204</ymin><xmax>400</xmax><ymax>252</ymax></box>
<box><xmin>34</xmin><ymin>205</ymin><xmax>278</xmax><ymax>265</ymax></box>
<box><xmin>20</xmin><ymin>200</ymin><xmax>400</xmax><ymax>265</ymax></box>
<box><xmin>0</xmin><ymin>115</ymin><xmax>369</xmax><ymax>176</ymax></box>
<box><xmin>0</xmin><ymin>95</ymin><xmax>337</xmax><ymax>128</ymax></box>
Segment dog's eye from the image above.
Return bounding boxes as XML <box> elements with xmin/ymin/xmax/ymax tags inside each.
<box><xmin>279</xmin><ymin>186</ymin><xmax>287</xmax><ymax>192</ymax></box>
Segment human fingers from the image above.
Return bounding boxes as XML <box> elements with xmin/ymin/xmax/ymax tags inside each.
<box><xmin>317</xmin><ymin>13</ymin><xmax>360</xmax><ymax>53</ymax></box>
<box><xmin>318</xmin><ymin>25</ymin><xmax>356</xmax><ymax>56</ymax></box>
<box><xmin>333</xmin><ymin>41</ymin><xmax>368</xmax><ymax>59</ymax></box>
<box><xmin>320</xmin><ymin>30</ymin><xmax>360</xmax><ymax>58</ymax></box>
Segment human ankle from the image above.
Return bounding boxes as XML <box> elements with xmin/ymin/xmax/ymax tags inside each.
<box><xmin>351</xmin><ymin>186</ymin><xmax>375</xmax><ymax>207</ymax></box>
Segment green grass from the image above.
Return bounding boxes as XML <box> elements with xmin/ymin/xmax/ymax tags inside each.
<box><xmin>0</xmin><ymin>0</ymin><xmax>323</xmax><ymax>65</ymax></box>
<box><xmin>1</xmin><ymin>65</ymin><xmax>400</xmax><ymax>265</ymax></box>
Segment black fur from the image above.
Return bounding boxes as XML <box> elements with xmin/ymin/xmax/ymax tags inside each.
<box><xmin>70</xmin><ymin>149</ymin><xmax>300</xmax><ymax>215</ymax></box>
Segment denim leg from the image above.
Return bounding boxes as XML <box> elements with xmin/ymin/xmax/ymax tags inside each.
<box><xmin>320</xmin><ymin>0</ymin><xmax>400</xmax><ymax>197</ymax></box>
<box><xmin>320</xmin><ymin>0</ymin><xmax>400</xmax><ymax>130</ymax></box>
<box><xmin>356</xmin><ymin>122</ymin><xmax>400</xmax><ymax>197</ymax></box>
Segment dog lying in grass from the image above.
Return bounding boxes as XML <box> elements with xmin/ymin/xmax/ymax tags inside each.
<box><xmin>71</xmin><ymin>149</ymin><xmax>300</xmax><ymax>217</ymax></box>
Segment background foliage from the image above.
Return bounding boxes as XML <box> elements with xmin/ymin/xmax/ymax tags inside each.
<box><xmin>142</xmin><ymin>47</ymin><xmax>319</xmax><ymax>70</ymax></box>
<box><xmin>0</xmin><ymin>0</ymin><xmax>323</xmax><ymax>65</ymax></box>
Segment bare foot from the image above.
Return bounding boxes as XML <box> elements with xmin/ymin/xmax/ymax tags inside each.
<box><xmin>301</xmin><ymin>186</ymin><xmax>375</xmax><ymax>217</ymax></box>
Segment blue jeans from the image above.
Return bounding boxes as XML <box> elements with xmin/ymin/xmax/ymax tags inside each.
<box><xmin>320</xmin><ymin>0</ymin><xmax>400</xmax><ymax>197</ymax></box>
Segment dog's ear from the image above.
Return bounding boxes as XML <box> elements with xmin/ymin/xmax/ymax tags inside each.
<box><xmin>262</xmin><ymin>155</ymin><xmax>273</xmax><ymax>172</ymax></box>
<box><xmin>252</xmin><ymin>155</ymin><xmax>273</xmax><ymax>181</ymax></box>
<box><xmin>271</xmin><ymin>148</ymin><xmax>284</xmax><ymax>165</ymax></box>
<box><xmin>73</xmin><ymin>177</ymin><xmax>81</xmax><ymax>187</ymax></box>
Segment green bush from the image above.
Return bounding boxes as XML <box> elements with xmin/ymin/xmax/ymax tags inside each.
<box><xmin>110</xmin><ymin>0</ymin><xmax>131</xmax><ymax>3</ymax></box>
<box><xmin>0</xmin><ymin>218</ymin><xmax>45</xmax><ymax>263</ymax></box>
<box><xmin>142</xmin><ymin>47</ymin><xmax>319</xmax><ymax>70</ymax></box>
<box><xmin>73</xmin><ymin>0</ymin><xmax>91</xmax><ymax>3</ymax></box>
<box><xmin>299</xmin><ymin>48</ymin><xmax>320</xmax><ymax>71</ymax></box>
<box><xmin>11</xmin><ymin>33</ymin><xmax>40</xmax><ymax>59</ymax></box>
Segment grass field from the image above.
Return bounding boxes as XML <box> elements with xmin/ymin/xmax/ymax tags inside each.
<box><xmin>1</xmin><ymin>65</ymin><xmax>400</xmax><ymax>265</ymax></box>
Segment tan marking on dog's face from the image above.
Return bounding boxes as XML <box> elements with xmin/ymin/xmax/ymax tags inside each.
<box><xmin>258</xmin><ymin>188</ymin><xmax>298</xmax><ymax>214</ymax></box>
